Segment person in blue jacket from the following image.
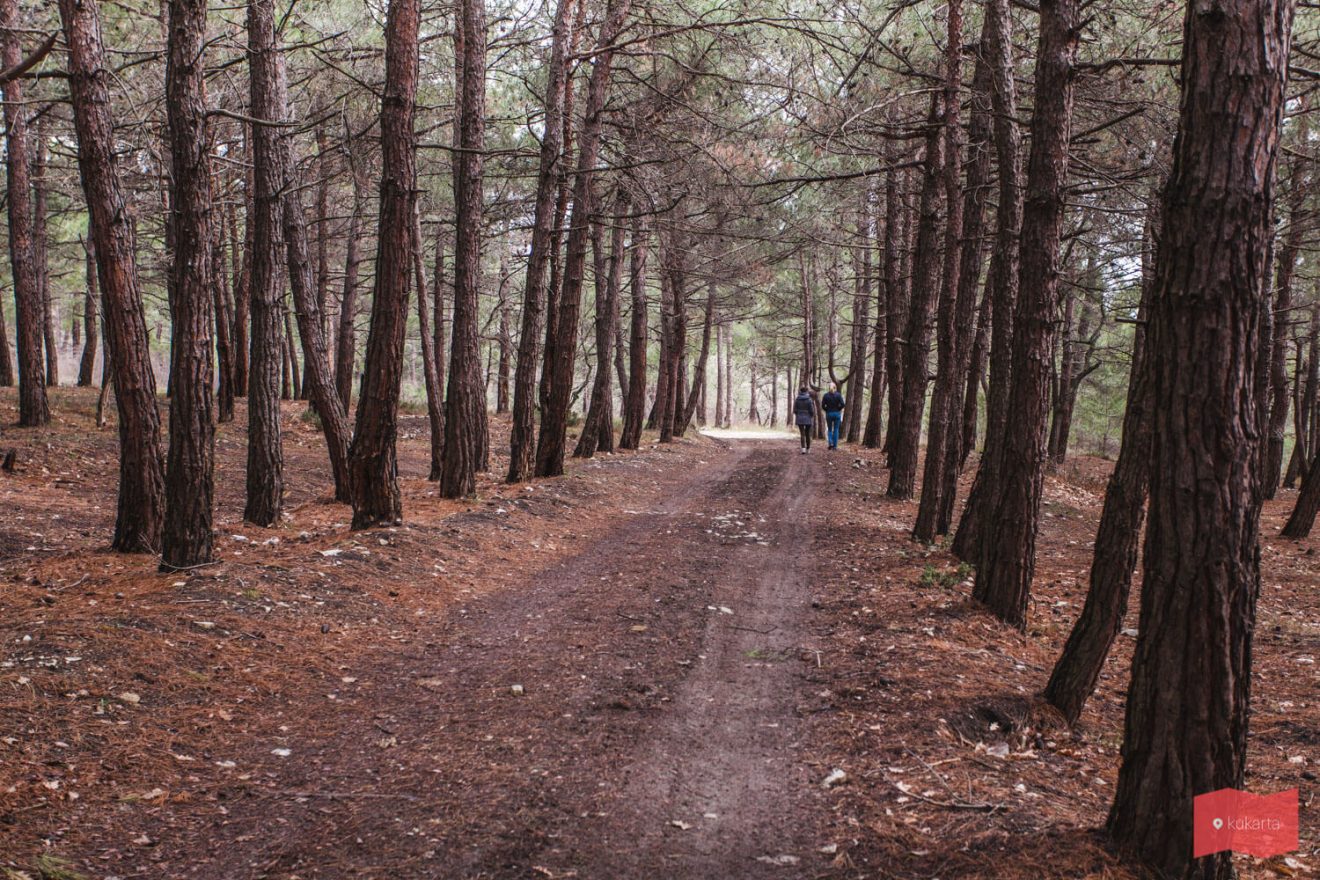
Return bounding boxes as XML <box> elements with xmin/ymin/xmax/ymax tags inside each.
<box><xmin>793</xmin><ymin>387</ymin><xmax>815</xmax><ymax>454</ymax></box>
<box><xmin>821</xmin><ymin>383</ymin><xmax>845</xmax><ymax>450</ymax></box>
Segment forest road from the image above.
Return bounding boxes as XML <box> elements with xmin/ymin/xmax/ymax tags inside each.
<box><xmin>202</xmin><ymin>440</ymin><xmax>833</xmax><ymax>880</ymax></box>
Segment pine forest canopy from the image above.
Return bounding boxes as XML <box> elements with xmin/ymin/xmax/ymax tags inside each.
<box><xmin>0</xmin><ymin>0</ymin><xmax>1314</xmax><ymax>875</ymax></box>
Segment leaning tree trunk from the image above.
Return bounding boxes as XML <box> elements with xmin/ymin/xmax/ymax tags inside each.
<box><xmin>1107</xmin><ymin>1</ymin><xmax>1290</xmax><ymax>877</ymax></box>
<box><xmin>160</xmin><ymin>0</ymin><xmax>216</xmax><ymax>570</ymax></box>
<box><xmin>950</xmin><ymin>0</ymin><xmax>1023</xmax><ymax>564</ymax></box>
<box><xmin>440</xmin><ymin>0</ymin><xmax>489</xmax><ymax>498</ymax></box>
<box><xmin>58</xmin><ymin>0</ymin><xmax>166</xmax><ymax>552</ymax></box>
<box><xmin>1044</xmin><ymin>194</ymin><xmax>1161</xmax><ymax>725</ymax></box>
<box><xmin>349</xmin><ymin>0</ymin><xmax>419</xmax><ymax>524</ymax></box>
<box><xmin>243</xmin><ymin>0</ymin><xmax>288</xmax><ymax>527</ymax></box>
<box><xmin>971</xmin><ymin>0</ymin><xmax>1080</xmax><ymax>628</ymax></box>
<box><xmin>507</xmin><ymin>0</ymin><xmax>574</xmax><ymax>482</ymax></box>
<box><xmin>2</xmin><ymin>0</ymin><xmax>49</xmax><ymax>426</ymax></box>
<box><xmin>887</xmin><ymin>97</ymin><xmax>944</xmax><ymax>500</ymax></box>
<box><xmin>77</xmin><ymin>231</ymin><xmax>99</xmax><ymax>387</ymax></box>
<box><xmin>535</xmin><ymin>0</ymin><xmax>632</xmax><ymax>477</ymax></box>
<box><xmin>618</xmin><ymin>214</ymin><xmax>650</xmax><ymax>449</ymax></box>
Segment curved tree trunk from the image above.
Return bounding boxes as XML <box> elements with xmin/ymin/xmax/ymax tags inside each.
<box><xmin>1044</xmin><ymin>195</ymin><xmax>1160</xmax><ymax>725</ymax></box>
<box><xmin>1106</xmin><ymin>1</ymin><xmax>1290</xmax><ymax>876</ymax></box>
<box><xmin>576</xmin><ymin>196</ymin><xmax>627</xmax><ymax>458</ymax></box>
<box><xmin>349</xmin><ymin>0</ymin><xmax>419</xmax><ymax>524</ymax></box>
<box><xmin>160</xmin><ymin>0</ymin><xmax>216</xmax><ymax>570</ymax></box>
<box><xmin>58</xmin><ymin>0</ymin><xmax>166</xmax><ymax>552</ymax></box>
<box><xmin>414</xmin><ymin>212</ymin><xmax>445</xmax><ymax>482</ymax></box>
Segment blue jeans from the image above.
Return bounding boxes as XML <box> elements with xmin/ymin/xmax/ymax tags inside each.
<box><xmin>826</xmin><ymin>412</ymin><xmax>842</xmax><ymax>448</ymax></box>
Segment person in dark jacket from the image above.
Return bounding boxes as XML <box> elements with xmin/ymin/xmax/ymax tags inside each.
<box><xmin>793</xmin><ymin>387</ymin><xmax>815</xmax><ymax>454</ymax></box>
<box><xmin>821</xmin><ymin>383</ymin><xmax>845</xmax><ymax>450</ymax></box>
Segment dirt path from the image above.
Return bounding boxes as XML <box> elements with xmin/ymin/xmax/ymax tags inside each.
<box><xmin>172</xmin><ymin>440</ymin><xmax>831</xmax><ymax>879</ymax></box>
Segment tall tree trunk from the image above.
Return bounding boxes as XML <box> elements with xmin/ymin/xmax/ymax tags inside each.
<box><xmin>880</xmin><ymin>155</ymin><xmax>904</xmax><ymax>452</ymax></box>
<box><xmin>950</xmin><ymin>0</ymin><xmax>1023</xmax><ymax>563</ymax></box>
<box><xmin>413</xmin><ymin>211</ymin><xmax>445</xmax><ymax>481</ymax></box>
<box><xmin>315</xmin><ymin>126</ymin><xmax>332</xmax><ymax>334</ymax></box>
<box><xmin>496</xmin><ymin>286</ymin><xmax>511</xmax><ymax>415</ymax></box>
<box><xmin>77</xmin><ymin>231</ymin><xmax>99</xmax><ymax>387</ymax></box>
<box><xmin>971</xmin><ymin>0</ymin><xmax>1080</xmax><ymax>627</ymax></box>
<box><xmin>0</xmin><ymin>274</ymin><xmax>11</xmax><ymax>386</ymax></box>
<box><xmin>935</xmin><ymin>48</ymin><xmax>994</xmax><ymax>533</ymax></box>
<box><xmin>618</xmin><ymin>214</ymin><xmax>649</xmax><ymax>449</ymax></box>
<box><xmin>1044</xmin><ymin>195</ymin><xmax>1160</xmax><ymax>725</ymax></box>
<box><xmin>576</xmin><ymin>195</ymin><xmax>627</xmax><ymax>458</ymax></box>
<box><xmin>432</xmin><ymin>225</ymin><xmax>448</xmax><ymax>479</ymax></box>
<box><xmin>212</xmin><ymin>202</ymin><xmax>235</xmax><ymax>423</ymax></box>
<box><xmin>679</xmin><ymin>283</ymin><xmax>715</xmax><ymax>435</ymax></box>
<box><xmin>913</xmin><ymin>0</ymin><xmax>964</xmax><ymax>540</ymax></box>
<box><xmin>961</xmin><ymin>276</ymin><xmax>992</xmax><ymax>466</ymax></box>
<box><xmin>844</xmin><ymin>187</ymin><xmax>873</xmax><ymax>444</ymax></box>
<box><xmin>1107</xmin><ymin>3</ymin><xmax>1290</xmax><ymax>877</ymax></box>
<box><xmin>1263</xmin><ymin>143</ymin><xmax>1307</xmax><ymax>498</ymax></box>
<box><xmin>887</xmin><ymin>96</ymin><xmax>944</xmax><ymax>500</ymax></box>
<box><xmin>35</xmin><ymin>116</ymin><xmax>56</xmax><ymax>388</ymax></box>
<box><xmin>440</xmin><ymin>0</ymin><xmax>489</xmax><ymax>497</ymax></box>
<box><xmin>58</xmin><ymin>0</ymin><xmax>166</xmax><ymax>551</ymax></box>
<box><xmin>349</xmin><ymin>0</ymin><xmax>419</xmax><ymax>523</ymax></box>
<box><xmin>284</xmin><ymin>308</ymin><xmax>301</xmax><ymax>400</ymax></box>
<box><xmin>335</xmin><ymin>159</ymin><xmax>366</xmax><ymax>411</ymax></box>
<box><xmin>2</xmin><ymin>0</ymin><xmax>49</xmax><ymax>425</ymax></box>
<box><xmin>233</xmin><ymin>133</ymin><xmax>253</xmax><ymax>397</ymax></box>
<box><xmin>534</xmin><ymin>0</ymin><xmax>632</xmax><ymax>476</ymax></box>
<box><xmin>506</xmin><ymin>0</ymin><xmax>572</xmax><ymax>481</ymax></box>
<box><xmin>161</xmin><ymin>0</ymin><xmax>216</xmax><ymax>570</ymax></box>
<box><xmin>1283</xmin><ymin>307</ymin><xmax>1320</xmax><ymax>536</ymax></box>
<box><xmin>243</xmin><ymin>0</ymin><xmax>288</xmax><ymax>527</ymax></box>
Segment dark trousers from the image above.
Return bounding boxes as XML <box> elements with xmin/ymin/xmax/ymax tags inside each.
<box><xmin>798</xmin><ymin>424</ymin><xmax>812</xmax><ymax>449</ymax></box>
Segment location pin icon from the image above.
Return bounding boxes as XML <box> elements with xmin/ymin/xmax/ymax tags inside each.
<box><xmin>1213</xmin><ymin>818</ymin><xmax>1224</xmax><ymax>830</ymax></box>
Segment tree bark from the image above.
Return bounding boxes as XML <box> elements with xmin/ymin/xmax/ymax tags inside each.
<box><xmin>212</xmin><ymin>202</ymin><xmax>235</xmax><ymax>423</ymax></box>
<box><xmin>844</xmin><ymin>186</ymin><xmax>873</xmax><ymax>444</ymax></box>
<box><xmin>2</xmin><ymin>0</ymin><xmax>49</xmax><ymax>425</ymax></box>
<box><xmin>535</xmin><ymin>0</ymin><xmax>632</xmax><ymax>476</ymax></box>
<box><xmin>971</xmin><ymin>0</ymin><xmax>1080</xmax><ymax>627</ymax></box>
<box><xmin>1106</xmin><ymin>1</ymin><xmax>1290</xmax><ymax>876</ymax></box>
<box><xmin>576</xmin><ymin>194</ymin><xmax>627</xmax><ymax>458</ymax></box>
<box><xmin>440</xmin><ymin>0</ymin><xmax>488</xmax><ymax>498</ymax></box>
<box><xmin>77</xmin><ymin>231</ymin><xmax>99</xmax><ymax>387</ymax></box>
<box><xmin>335</xmin><ymin>158</ymin><xmax>366</xmax><ymax>411</ymax></box>
<box><xmin>618</xmin><ymin>214</ymin><xmax>650</xmax><ymax>449</ymax></box>
<box><xmin>506</xmin><ymin>0</ymin><xmax>572</xmax><ymax>480</ymax></box>
<box><xmin>1263</xmin><ymin>143</ymin><xmax>1307</xmax><ymax>498</ymax></box>
<box><xmin>887</xmin><ymin>96</ymin><xmax>944</xmax><ymax>500</ymax></box>
<box><xmin>160</xmin><ymin>0</ymin><xmax>216</xmax><ymax>570</ymax></box>
<box><xmin>35</xmin><ymin>116</ymin><xmax>56</xmax><ymax>388</ymax></box>
<box><xmin>243</xmin><ymin>0</ymin><xmax>288</xmax><ymax>527</ymax></box>
<box><xmin>950</xmin><ymin>0</ymin><xmax>1023</xmax><ymax>564</ymax></box>
<box><xmin>413</xmin><ymin>211</ymin><xmax>445</xmax><ymax>481</ymax></box>
<box><xmin>349</xmin><ymin>0</ymin><xmax>419</xmax><ymax>524</ymax></box>
<box><xmin>58</xmin><ymin>0</ymin><xmax>166</xmax><ymax>552</ymax></box>
<box><xmin>1044</xmin><ymin>195</ymin><xmax>1160</xmax><ymax>725</ymax></box>
<box><xmin>879</xmin><ymin>154</ymin><xmax>904</xmax><ymax>452</ymax></box>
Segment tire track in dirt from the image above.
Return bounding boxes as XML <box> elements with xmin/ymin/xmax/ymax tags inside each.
<box><xmin>562</xmin><ymin>443</ymin><xmax>825</xmax><ymax>878</ymax></box>
<box><xmin>172</xmin><ymin>441</ymin><xmax>830</xmax><ymax>879</ymax></box>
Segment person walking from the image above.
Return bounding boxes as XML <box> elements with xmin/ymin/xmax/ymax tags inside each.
<box><xmin>822</xmin><ymin>383</ymin><xmax>845</xmax><ymax>450</ymax></box>
<box><xmin>793</xmin><ymin>386</ymin><xmax>815</xmax><ymax>454</ymax></box>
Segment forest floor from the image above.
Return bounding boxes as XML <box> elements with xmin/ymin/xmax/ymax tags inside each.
<box><xmin>0</xmin><ymin>387</ymin><xmax>1316</xmax><ymax>880</ymax></box>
